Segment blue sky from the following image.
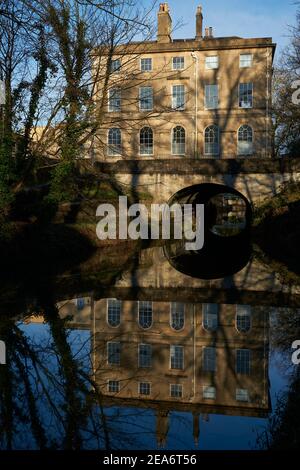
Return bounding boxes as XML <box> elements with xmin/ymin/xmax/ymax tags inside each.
<box><xmin>149</xmin><ymin>0</ymin><xmax>298</xmax><ymax>60</ymax></box>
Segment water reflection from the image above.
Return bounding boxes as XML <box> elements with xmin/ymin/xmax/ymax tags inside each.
<box><xmin>0</xmin><ymin>242</ymin><xmax>299</xmax><ymax>450</ymax></box>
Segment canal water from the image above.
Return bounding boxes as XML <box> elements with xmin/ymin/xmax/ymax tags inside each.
<box><xmin>0</xmin><ymin>241</ymin><xmax>299</xmax><ymax>450</ymax></box>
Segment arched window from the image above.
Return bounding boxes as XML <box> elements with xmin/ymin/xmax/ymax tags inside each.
<box><xmin>172</xmin><ymin>126</ymin><xmax>185</xmax><ymax>155</ymax></box>
<box><xmin>170</xmin><ymin>302</ymin><xmax>185</xmax><ymax>330</ymax></box>
<box><xmin>107</xmin><ymin>128</ymin><xmax>121</xmax><ymax>155</ymax></box>
<box><xmin>236</xmin><ymin>305</ymin><xmax>251</xmax><ymax>333</ymax></box>
<box><xmin>140</xmin><ymin>127</ymin><xmax>153</xmax><ymax>155</ymax></box>
<box><xmin>202</xmin><ymin>303</ymin><xmax>218</xmax><ymax>331</ymax></box>
<box><xmin>237</xmin><ymin>125</ymin><xmax>253</xmax><ymax>155</ymax></box>
<box><xmin>107</xmin><ymin>299</ymin><xmax>121</xmax><ymax>327</ymax></box>
<box><xmin>138</xmin><ymin>301</ymin><xmax>153</xmax><ymax>329</ymax></box>
<box><xmin>204</xmin><ymin>125</ymin><xmax>219</xmax><ymax>156</ymax></box>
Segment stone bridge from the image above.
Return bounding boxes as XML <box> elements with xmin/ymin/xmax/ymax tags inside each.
<box><xmin>94</xmin><ymin>157</ymin><xmax>300</xmax><ymax>205</ymax></box>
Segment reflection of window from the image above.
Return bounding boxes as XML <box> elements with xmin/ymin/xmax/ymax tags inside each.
<box><xmin>205</xmin><ymin>84</ymin><xmax>219</xmax><ymax>109</ymax></box>
<box><xmin>204</xmin><ymin>125</ymin><xmax>219</xmax><ymax>155</ymax></box>
<box><xmin>236</xmin><ymin>349</ymin><xmax>251</xmax><ymax>375</ymax></box>
<box><xmin>107</xmin><ymin>128</ymin><xmax>122</xmax><ymax>156</ymax></box>
<box><xmin>107</xmin><ymin>342</ymin><xmax>120</xmax><ymax>365</ymax></box>
<box><xmin>236</xmin><ymin>388</ymin><xmax>249</xmax><ymax>402</ymax></box>
<box><xmin>239</xmin><ymin>83</ymin><xmax>253</xmax><ymax>108</ymax></box>
<box><xmin>172</xmin><ymin>85</ymin><xmax>185</xmax><ymax>110</ymax></box>
<box><xmin>203</xmin><ymin>303</ymin><xmax>218</xmax><ymax>331</ymax></box>
<box><xmin>236</xmin><ymin>305</ymin><xmax>251</xmax><ymax>333</ymax></box>
<box><xmin>108</xmin><ymin>88</ymin><xmax>121</xmax><ymax>112</ymax></box>
<box><xmin>203</xmin><ymin>386</ymin><xmax>216</xmax><ymax>399</ymax></box>
<box><xmin>205</xmin><ymin>56</ymin><xmax>219</xmax><ymax>69</ymax></box>
<box><xmin>203</xmin><ymin>347</ymin><xmax>216</xmax><ymax>372</ymax></box>
<box><xmin>172</xmin><ymin>126</ymin><xmax>185</xmax><ymax>155</ymax></box>
<box><xmin>107</xmin><ymin>299</ymin><xmax>121</xmax><ymax>327</ymax></box>
<box><xmin>141</xmin><ymin>58</ymin><xmax>152</xmax><ymax>71</ymax></box>
<box><xmin>139</xmin><ymin>344</ymin><xmax>152</xmax><ymax>368</ymax></box>
<box><xmin>139</xmin><ymin>382</ymin><xmax>151</xmax><ymax>395</ymax></box>
<box><xmin>138</xmin><ymin>301</ymin><xmax>153</xmax><ymax>329</ymax></box>
<box><xmin>238</xmin><ymin>125</ymin><xmax>253</xmax><ymax>155</ymax></box>
<box><xmin>172</xmin><ymin>57</ymin><xmax>185</xmax><ymax>70</ymax></box>
<box><xmin>108</xmin><ymin>380</ymin><xmax>120</xmax><ymax>392</ymax></box>
<box><xmin>170</xmin><ymin>384</ymin><xmax>183</xmax><ymax>397</ymax></box>
<box><xmin>140</xmin><ymin>127</ymin><xmax>153</xmax><ymax>155</ymax></box>
<box><xmin>111</xmin><ymin>59</ymin><xmax>121</xmax><ymax>73</ymax></box>
<box><xmin>139</xmin><ymin>86</ymin><xmax>153</xmax><ymax>111</ymax></box>
<box><xmin>170</xmin><ymin>302</ymin><xmax>185</xmax><ymax>330</ymax></box>
<box><xmin>170</xmin><ymin>345</ymin><xmax>184</xmax><ymax>369</ymax></box>
<box><xmin>240</xmin><ymin>54</ymin><xmax>252</xmax><ymax>68</ymax></box>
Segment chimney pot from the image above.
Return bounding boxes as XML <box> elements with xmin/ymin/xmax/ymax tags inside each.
<box><xmin>196</xmin><ymin>5</ymin><xmax>203</xmax><ymax>40</ymax></box>
<box><xmin>157</xmin><ymin>3</ymin><xmax>172</xmax><ymax>43</ymax></box>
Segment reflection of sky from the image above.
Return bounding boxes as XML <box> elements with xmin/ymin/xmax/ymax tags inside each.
<box><xmin>11</xmin><ymin>321</ymin><xmax>294</xmax><ymax>450</ymax></box>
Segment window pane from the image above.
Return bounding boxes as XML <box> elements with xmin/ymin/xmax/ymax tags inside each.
<box><xmin>203</xmin><ymin>386</ymin><xmax>216</xmax><ymax>399</ymax></box>
<box><xmin>107</xmin><ymin>128</ymin><xmax>121</xmax><ymax>156</ymax></box>
<box><xmin>141</xmin><ymin>58</ymin><xmax>152</xmax><ymax>71</ymax></box>
<box><xmin>140</xmin><ymin>127</ymin><xmax>153</xmax><ymax>155</ymax></box>
<box><xmin>205</xmin><ymin>125</ymin><xmax>219</xmax><ymax>155</ymax></box>
<box><xmin>108</xmin><ymin>88</ymin><xmax>121</xmax><ymax>112</ymax></box>
<box><xmin>139</xmin><ymin>382</ymin><xmax>151</xmax><ymax>395</ymax></box>
<box><xmin>238</xmin><ymin>125</ymin><xmax>253</xmax><ymax>155</ymax></box>
<box><xmin>138</xmin><ymin>301</ymin><xmax>152</xmax><ymax>328</ymax></box>
<box><xmin>236</xmin><ymin>388</ymin><xmax>249</xmax><ymax>402</ymax></box>
<box><xmin>170</xmin><ymin>384</ymin><xmax>183</xmax><ymax>397</ymax></box>
<box><xmin>170</xmin><ymin>302</ymin><xmax>185</xmax><ymax>330</ymax></box>
<box><xmin>107</xmin><ymin>342</ymin><xmax>121</xmax><ymax>365</ymax></box>
<box><xmin>172</xmin><ymin>85</ymin><xmax>185</xmax><ymax>110</ymax></box>
<box><xmin>170</xmin><ymin>345</ymin><xmax>184</xmax><ymax>369</ymax></box>
<box><xmin>108</xmin><ymin>380</ymin><xmax>120</xmax><ymax>392</ymax></box>
<box><xmin>205</xmin><ymin>84</ymin><xmax>219</xmax><ymax>109</ymax></box>
<box><xmin>107</xmin><ymin>299</ymin><xmax>121</xmax><ymax>326</ymax></box>
<box><xmin>203</xmin><ymin>347</ymin><xmax>216</xmax><ymax>372</ymax></box>
<box><xmin>236</xmin><ymin>349</ymin><xmax>251</xmax><ymax>375</ymax></box>
<box><xmin>172</xmin><ymin>57</ymin><xmax>185</xmax><ymax>70</ymax></box>
<box><xmin>205</xmin><ymin>56</ymin><xmax>219</xmax><ymax>69</ymax></box>
<box><xmin>111</xmin><ymin>59</ymin><xmax>121</xmax><ymax>73</ymax></box>
<box><xmin>203</xmin><ymin>303</ymin><xmax>218</xmax><ymax>331</ymax></box>
<box><xmin>139</xmin><ymin>344</ymin><xmax>152</xmax><ymax>367</ymax></box>
<box><xmin>236</xmin><ymin>305</ymin><xmax>251</xmax><ymax>332</ymax></box>
<box><xmin>240</xmin><ymin>54</ymin><xmax>252</xmax><ymax>68</ymax></box>
<box><xmin>239</xmin><ymin>83</ymin><xmax>253</xmax><ymax>108</ymax></box>
<box><xmin>172</xmin><ymin>126</ymin><xmax>185</xmax><ymax>155</ymax></box>
<box><xmin>139</xmin><ymin>86</ymin><xmax>153</xmax><ymax>110</ymax></box>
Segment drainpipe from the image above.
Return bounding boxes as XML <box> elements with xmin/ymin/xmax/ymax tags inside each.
<box><xmin>191</xmin><ymin>52</ymin><xmax>199</xmax><ymax>158</ymax></box>
<box><xmin>266</xmin><ymin>48</ymin><xmax>270</xmax><ymax>158</ymax></box>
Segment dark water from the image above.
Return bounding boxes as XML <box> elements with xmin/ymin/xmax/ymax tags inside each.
<box><xmin>0</xmin><ymin>239</ymin><xmax>299</xmax><ymax>450</ymax></box>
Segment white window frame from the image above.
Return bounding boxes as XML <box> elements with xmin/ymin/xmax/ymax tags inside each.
<box><xmin>204</xmin><ymin>125</ymin><xmax>220</xmax><ymax>156</ymax></box>
<box><xmin>202</xmin><ymin>303</ymin><xmax>219</xmax><ymax>331</ymax></box>
<box><xmin>203</xmin><ymin>346</ymin><xmax>217</xmax><ymax>372</ymax></box>
<box><xmin>108</xmin><ymin>88</ymin><xmax>121</xmax><ymax>112</ymax></box>
<box><xmin>138</xmin><ymin>381</ymin><xmax>151</xmax><ymax>395</ymax></box>
<box><xmin>107</xmin><ymin>341</ymin><xmax>121</xmax><ymax>366</ymax></box>
<box><xmin>236</xmin><ymin>305</ymin><xmax>252</xmax><ymax>333</ymax></box>
<box><xmin>202</xmin><ymin>385</ymin><xmax>216</xmax><ymax>399</ymax></box>
<box><xmin>205</xmin><ymin>56</ymin><xmax>219</xmax><ymax>70</ymax></box>
<box><xmin>170</xmin><ymin>345</ymin><xmax>184</xmax><ymax>370</ymax></box>
<box><xmin>140</xmin><ymin>57</ymin><xmax>153</xmax><ymax>72</ymax></box>
<box><xmin>237</xmin><ymin>125</ymin><xmax>254</xmax><ymax>156</ymax></box>
<box><xmin>236</xmin><ymin>349</ymin><xmax>251</xmax><ymax>375</ymax></box>
<box><xmin>138</xmin><ymin>300</ymin><xmax>153</xmax><ymax>329</ymax></box>
<box><xmin>239</xmin><ymin>82</ymin><xmax>253</xmax><ymax>109</ymax></box>
<box><xmin>172</xmin><ymin>56</ymin><xmax>185</xmax><ymax>70</ymax></box>
<box><xmin>205</xmin><ymin>84</ymin><xmax>219</xmax><ymax>110</ymax></box>
<box><xmin>170</xmin><ymin>383</ymin><xmax>183</xmax><ymax>398</ymax></box>
<box><xmin>236</xmin><ymin>388</ymin><xmax>250</xmax><ymax>402</ymax></box>
<box><xmin>171</xmin><ymin>126</ymin><xmax>186</xmax><ymax>156</ymax></box>
<box><xmin>171</xmin><ymin>85</ymin><xmax>185</xmax><ymax>110</ymax></box>
<box><xmin>106</xmin><ymin>298</ymin><xmax>122</xmax><ymax>327</ymax></box>
<box><xmin>107</xmin><ymin>380</ymin><xmax>120</xmax><ymax>393</ymax></box>
<box><xmin>107</xmin><ymin>128</ymin><xmax>122</xmax><ymax>156</ymax></box>
<box><xmin>139</xmin><ymin>86</ymin><xmax>153</xmax><ymax>111</ymax></box>
<box><xmin>110</xmin><ymin>58</ymin><xmax>121</xmax><ymax>73</ymax></box>
<box><xmin>240</xmin><ymin>54</ymin><xmax>253</xmax><ymax>68</ymax></box>
<box><xmin>139</xmin><ymin>126</ymin><xmax>154</xmax><ymax>156</ymax></box>
<box><xmin>170</xmin><ymin>302</ymin><xmax>185</xmax><ymax>331</ymax></box>
<box><xmin>138</xmin><ymin>343</ymin><xmax>152</xmax><ymax>368</ymax></box>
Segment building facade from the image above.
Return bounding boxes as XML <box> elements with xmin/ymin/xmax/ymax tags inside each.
<box><xmin>93</xmin><ymin>3</ymin><xmax>276</xmax><ymax>161</ymax></box>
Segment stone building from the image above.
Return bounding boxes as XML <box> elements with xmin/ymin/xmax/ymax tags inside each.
<box><xmin>93</xmin><ymin>3</ymin><xmax>276</xmax><ymax>160</ymax></box>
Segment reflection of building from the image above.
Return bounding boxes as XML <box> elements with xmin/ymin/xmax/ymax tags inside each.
<box><xmin>92</xmin><ymin>299</ymin><xmax>270</xmax><ymax>447</ymax></box>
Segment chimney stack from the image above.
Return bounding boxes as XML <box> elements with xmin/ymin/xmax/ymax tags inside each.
<box><xmin>157</xmin><ymin>3</ymin><xmax>172</xmax><ymax>43</ymax></box>
<box><xmin>196</xmin><ymin>6</ymin><xmax>203</xmax><ymax>40</ymax></box>
<box><xmin>204</xmin><ymin>27</ymin><xmax>213</xmax><ymax>38</ymax></box>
